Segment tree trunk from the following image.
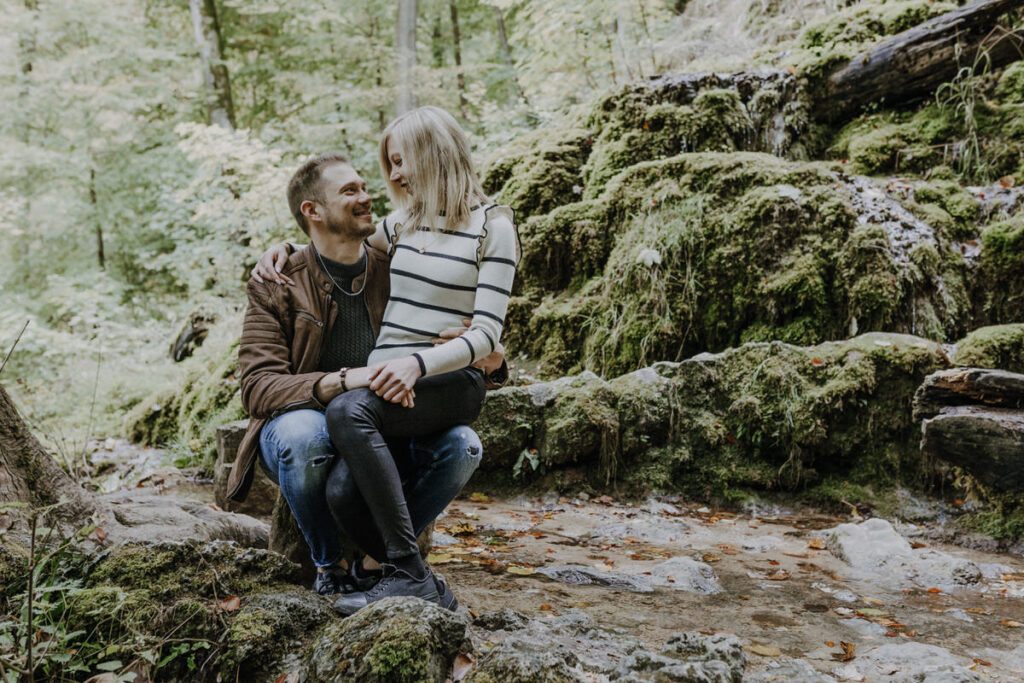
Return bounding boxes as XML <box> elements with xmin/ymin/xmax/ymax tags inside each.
<box><xmin>493</xmin><ymin>6</ymin><xmax>532</xmax><ymax>111</ymax></box>
<box><xmin>396</xmin><ymin>0</ymin><xmax>418</xmax><ymax>115</ymax></box>
<box><xmin>449</xmin><ymin>0</ymin><xmax>468</xmax><ymax>120</ymax></box>
<box><xmin>0</xmin><ymin>383</ymin><xmax>95</xmax><ymax>521</ymax></box>
<box><xmin>815</xmin><ymin>0</ymin><xmax>1024</xmax><ymax>122</ymax></box>
<box><xmin>189</xmin><ymin>0</ymin><xmax>236</xmax><ymax>130</ymax></box>
<box><xmin>90</xmin><ymin>167</ymin><xmax>104</xmax><ymax>270</ymax></box>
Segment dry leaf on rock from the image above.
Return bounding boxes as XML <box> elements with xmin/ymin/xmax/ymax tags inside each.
<box><xmin>807</xmin><ymin>538</ymin><xmax>826</xmax><ymax>550</ymax></box>
<box><xmin>219</xmin><ymin>595</ymin><xmax>241</xmax><ymax>612</ymax></box>
<box><xmin>747</xmin><ymin>644</ymin><xmax>782</xmax><ymax>657</ymax></box>
<box><xmin>452</xmin><ymin>653</ymin><xmax>475</xmax><ymax>682</ymax></box>
<box><xmin>831</xmin><ymin>641</ymin><xmax>856</xmax><ymax>662</ymax></box>
<box><xmin>468</xmin><ymin>492</ymin><xmax>492</xmax><ymax>503</ymax></box>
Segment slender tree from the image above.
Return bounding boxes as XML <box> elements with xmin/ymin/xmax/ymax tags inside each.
<box><xmin>449</xmin><ymin>0</ymin><xmax>468</xmax><ymax>120</ymax></box>
<box><xmin>493</xmin><ymin>5</ymin><xmax>531</xmax><ymax>110</ymax></box>
<box><xmin>189</xmin><ymin>0</ymin><xmax>236</xmax><ymax>129</ymax></box>
<box><xmin>396</xmin><ymin>0</ymin><xmax>418</xmax><ymax>115</ymax></box>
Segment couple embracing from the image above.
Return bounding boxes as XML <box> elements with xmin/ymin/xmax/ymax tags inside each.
<box><xmin>227</xmin><ymin>106</ymin><xmax>518</xmax><ymax>616</ymax></box>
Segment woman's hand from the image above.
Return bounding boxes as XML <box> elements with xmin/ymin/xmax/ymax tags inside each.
<box><xmin>433</xmin><ymin>319</ymin><xmax>504</xmax><ymax>374</ymax></box>
<box><xmin>369</xmin><ymin>356</ymin><xmax>423</xmax><ymax>402</ymax></box>
<box><xmin>251</xmin><ymin>243</ymin><xmax>294</xmax><ymax>285</ymax></box>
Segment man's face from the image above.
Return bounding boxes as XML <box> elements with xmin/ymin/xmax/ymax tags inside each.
<box><xmin>311</xmin><ymin>163</ymin><xmax>374</xmax><ymax>239</ymax></box>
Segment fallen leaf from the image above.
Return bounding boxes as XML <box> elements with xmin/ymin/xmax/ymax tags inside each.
<box><xmin>702</xmin><ymin>553</ymin><xmax>721</xmax><ymax>563</ymax></box>
<box><xmin>448</xmin><ymin>523</ymin><xmax>476</xmax><ymax>536</ymax></box>
<box><xmin>539</xmin><ymin>603</ymin><xmax>554</xmax><ymax>612</ymax></box>
<box><xmin>506</xmin><ymin>565</ymin><xmax>535</xmax><ymax>576</ymax></box>
<box><xmin>811</xmin><ymin>357</ymin><xmax>825</xmax><ymax>367</ymax></box>
<box><xmin>219</xmin><ymin>595</ymin><xmax>241</xmax><ymax>612</ymax></box>
<box><xmin>998</xmin><ymin>175</ymin><xmax>1015</xmax><ymax>188</ymax></box>
<box><xmin>1000</xmin><ymin>573</ymin><xmax>1024</xmax><ymax>582</ymax></box>
<box><xmin>807</xmin><ymin>538</ymin><xmax>826</xmax><ymax>550</ymax></box>
<box><xmin>716</xmin><ymin>544</ymin><xmax>739</xmax><ymax>555</ymax></box>
<box><xmin>273</xmin><ymin>674</ymin><xmax>299</xmax><ymax>683</ymax></box>
<box><xmin>427</xmin><ymin>553</ymin><xmax>457</xmax><ymax>565</ymax></box>
<box><xmin>783</xmin><ymin>551</ymin><xmax>809</xmax><ymax>559</ymax></box>
<box><xmin>452</xmin><ymin>653</ymin><xmax>475</xmax><ymax>682</ymax></box>
<box><xmin>90</xmin><ymin>527</ymin><xmax>107</xmax><ymax>543</ymax></box>
<box><xmin>595</xmin><ymin>495</ymin><xmax>615</xmax><ymax>505</ymax></box>
<box><xmin>766</xmin><ymin>569</ymin><xmax>790</xmax><ymax>581</ymax></box>
<box><xmin>910</xmin><ymin>541</ymin><xmax>927</xmax><ymax>549</ymax></box>
<box><xmin>856</xmin><ymin>608</ymin><xmax>887</xmax><ymax>618</ymax></box>
<box><xmin>825</xmin><ymin>640</ymin><xmax>836</xmax><ymax>647</ymax></box>
<box><xmin>831</xmin><ymin>641</ymin><xmax>857</xmax><ymax>662</ymax></box>
<box><xmin>926</xmin><ymin>587</ymin><xmax>942</xmax><ymax>594</ymax></box>
<box><xmin>767</xmin><ymin>560</ymin><xmax>781</xmax><ymax>566</ymax></box>
<box><xmin>862</xmin><ymin>597</ymin><xmax>885</xmax><ymax>606</ymax></box>
<box><xmin>1000</xmin><ymin>619</ymin><xmax>1023</xmax><ymax>628</ymax></box>
<box><xmin>972</xmin><ymin>658</ymin><xmax>992</xmax><ymax>666</ymax></box>
<box><xmin>468</xmin><ymin>492</ymin><xmax>492</xmax><ymax>503</ymax></box>
<box><xmin>747</xmin><ymin>644</ymin><xmax>782</xmax><ymax>657</ymax></box>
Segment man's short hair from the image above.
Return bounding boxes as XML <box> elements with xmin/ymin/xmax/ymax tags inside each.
<box><xmin>287</xmin><ymin>152</ymin><xmax>350</xmax><ymax>235</ymax></box>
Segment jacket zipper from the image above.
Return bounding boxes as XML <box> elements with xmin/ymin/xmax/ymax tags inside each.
<box><xmin>270</xmin><ymin>304</ymin><xmax>328</xmax><ymax>418</ymax></box>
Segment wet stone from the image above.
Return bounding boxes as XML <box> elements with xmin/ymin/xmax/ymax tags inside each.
<box><xmin>535</xmin><ymin>564</ymin><xmax>654</xmax><ymax>593</ymax></box>
<box><xmin>747</xmin><ymin>657</ymin><xmax>832</xmax><ymax>682</ymax></box>
<box><xmin>646</xmin><ymin>557</ymin><xmax>722</xmax><ymax>594</ymax></box>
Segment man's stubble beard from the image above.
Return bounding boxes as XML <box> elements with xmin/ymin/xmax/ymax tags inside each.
<box><xmin>325</xmin><ymin>214</ymin><xmax>375</xmax><ymax>241</ymax></box>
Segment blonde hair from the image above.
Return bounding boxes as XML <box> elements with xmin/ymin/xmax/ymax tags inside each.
<box><xmin>379</xmin><ymin>106</ymin><xmax>488</xmax><ymax>235</ymax></box>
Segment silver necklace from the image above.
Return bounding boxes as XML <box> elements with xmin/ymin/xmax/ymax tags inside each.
<box><xmin>316</xmin><ymin>250</ymin><xmax>364</xmax><ymax>297</ymax></box>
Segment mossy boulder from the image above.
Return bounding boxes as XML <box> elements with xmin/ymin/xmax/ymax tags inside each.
<box><xmin>474</xmin><ymin>332</ymin><xmax>948</xmax><ymax>507</ymax></box>
<box><xmin>955</xmin><ymin>324</ymin><xmax>1024</xmax><ymax>373</ymax></box>
<box><xmin>306</xmin><ymin>597</ymin><xmax>470</xmax><ymax>683</ymax></box>
<box><xmin>977</xmin><ymin>217</ymin><xmax>1024</xmax><ymax>323</ymax></box>
<box><xmin>124</xmin><ymin>340</ymin><xmax>244</xmax><ymax>468</ymax></box>
<box><xmin>503</xmin><ymin>151</ymin><xmax>971</xmax><ymax>377</ymax></box>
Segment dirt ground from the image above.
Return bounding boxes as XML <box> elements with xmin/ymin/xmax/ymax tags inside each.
<box><xmin>86</xmin><ymin>438</ymin><xmax>1024</xmax><ymax>681</ymax></box>
<box><xmin>431</xmin><ymin>495</ymin><xmax>1024</xmax><ymax>680</ymax></box>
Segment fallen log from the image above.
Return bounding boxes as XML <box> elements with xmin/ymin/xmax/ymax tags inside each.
<box><xmin>913</xmin><ymin>367</ymin><xmax>1024</xmax><ymax>420</ymax></box>
<box><xmin>920</xmin><ymin>405</ymin><xmax>1024</xmax><ymax>493</ymax></box>
<box><xmin>816</xmin><ymin>0</ymin><xmax>1024</xmax><ymax>122</ymax></box>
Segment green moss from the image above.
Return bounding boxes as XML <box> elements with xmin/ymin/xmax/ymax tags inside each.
<box><xmin>996</xmin><ymin>61</ymin><xmax>1024</xmax><ymax>105</ymax></box>
<box><xmin>484</xmin><ymin>126</ymin><xmax>593</xmax><ymax>221</ymax></box>
<box><xmin>783</xmin><ymin>0</ymin><xmax>956</xmax><ymax>82</ymax></box>
<box><xmin>124</xmin><ymin>340</ymin><xmax>244</xmax><ymax>468</ymax></box>
<box><xmin>954</xmin><ymin>324</ymin><xmax>1024</xmax><ymax>373</ymax></box>
<box><xmin>977</xmin><ymin>217</ymin><xmax>1024</xmax><ymax>323</ymax></box>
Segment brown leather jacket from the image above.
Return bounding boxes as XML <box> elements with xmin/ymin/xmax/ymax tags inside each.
<box><xmin>228</xmin><ymin>245</ymin><xmax>390</xmax><ymax>502</ymax></box>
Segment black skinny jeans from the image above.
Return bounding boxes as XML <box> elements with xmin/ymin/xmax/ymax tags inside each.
<box><xmin>324</xmin><ymin>367</ymin><xmax>486</xmax><ymax>560</ymax></box>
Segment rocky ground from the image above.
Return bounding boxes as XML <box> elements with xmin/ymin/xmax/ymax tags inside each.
<box><xmin>71</xmin><ymin>439</ymin><xmax>1024</xmax><ymax>682</ymax></box>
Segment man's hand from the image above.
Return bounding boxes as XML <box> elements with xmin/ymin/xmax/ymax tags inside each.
<box><xmin>433</xmin><ymin>319</ymin><xmax>505</xmax><ymax>374</ymax></box>
<box><xmin>251</xmin><ymin>242</ymin><xmax>295</xmax><ymax>285</ymax></box>
<box><xmin>369</xmin><ymin>356</ymin><xmax>422</xmax><ymax>402</ymax></box>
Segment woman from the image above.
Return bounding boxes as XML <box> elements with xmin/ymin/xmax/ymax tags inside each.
<box><xmin>256</xmin><ymin>106</ymin><xmax>518</xmax><ymax>614</ymax></box>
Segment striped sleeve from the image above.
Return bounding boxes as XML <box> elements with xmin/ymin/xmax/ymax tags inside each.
<box><xmin>414</xmin><ymin>205</ymin><xmax>519</xmax><ymax>377</ymax></box>
<box><xmin>365</xmin><ymin>217</ymin><xmax>391</xmax><ymax>253</ymax></box>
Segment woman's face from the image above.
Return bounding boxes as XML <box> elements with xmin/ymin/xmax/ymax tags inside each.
<box><xmin>386</xmin><ymin>138</ymin><xmax>412</xmax><ymax>196</ymax></box>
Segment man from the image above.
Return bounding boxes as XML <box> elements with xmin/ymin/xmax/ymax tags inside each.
<box><xmin>230</xmin><ymin>152</ymin><xmax>503</xmax><ymax>604</ymax></box>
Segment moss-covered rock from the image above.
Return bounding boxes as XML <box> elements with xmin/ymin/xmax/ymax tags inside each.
<box><xmin>475</xmin><ymin>333</ymin><xmax>948</xmax><ymax>507</ymax></box>
<box><xmin>306</xmin><ymin>597</ymin><xmax>470</xmax><ymax>683</ymax></box>
<box><xmin>977</xmin><ymin>217</ymin><xmax>1024</xmax><ymax>323</ymax></box>
<box><xmin>124</xmin><ymin>340</ymin><xmax>244</xmax><ymax>468</ymax></box>
<box><xmin>955</xmin><ymin>324</ymin><xmax>1024</xmax><ymax>373</ymax></box>
<box><xmin>503</xmin><ymin>151</ymin><xmax>971</xmax><ymax>377</ymax></box>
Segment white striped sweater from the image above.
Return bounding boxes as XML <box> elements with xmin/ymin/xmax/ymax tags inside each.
<box><xmin>366</xmin><ymin>204</ymin><xmax>519</xmax><ymax>377</ymax></box>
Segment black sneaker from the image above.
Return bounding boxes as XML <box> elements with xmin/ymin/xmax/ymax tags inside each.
<box><xmin>333</xmin><ymin>564</ymin><xmax>440</xmax><ymax>617</ymax></box>
<box><xmin>350</xmin><ymin>559</ymin><xmax>383</xmax><ymax>592</ymax></box>
<box><xmin>434</xmin><ymin>574</ymin><xmax>458</xmax><ymax>612</ymax></box>
<box><xmin>313</xmin><ymin>568</ymin><xmax>346</xmax><ymax>596</ymax></box>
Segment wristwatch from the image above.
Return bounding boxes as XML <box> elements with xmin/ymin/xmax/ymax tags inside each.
<box><xmin>338</xmin><ymin>367</ymin><xmax>349</xmax><ymax>392</ymax></box>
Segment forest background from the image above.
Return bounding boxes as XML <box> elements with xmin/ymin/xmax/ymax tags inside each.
<box><xmin>1</xmin><ymin>0</ymin><xmax>855</xmax><ymax>464</ymax></box>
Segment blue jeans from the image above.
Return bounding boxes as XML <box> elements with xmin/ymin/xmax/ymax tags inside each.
<box><xmin>258</xmin><ymin>409</ymin><xmax>482</xmax><ymax>569</ymax></box>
